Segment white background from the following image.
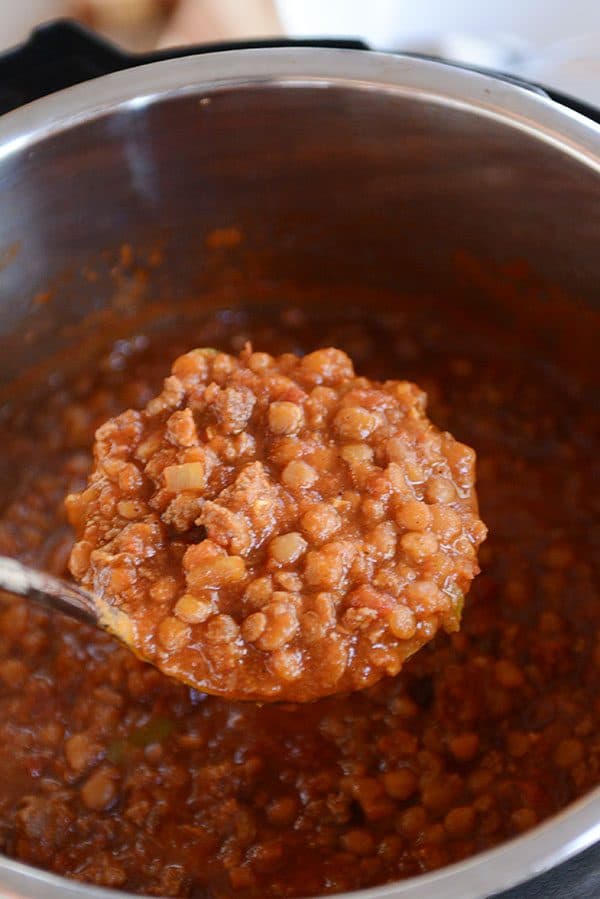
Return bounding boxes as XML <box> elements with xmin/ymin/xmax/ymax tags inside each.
<box><xmin>276</xmin><ymin>0</ymin><xmax>600</xmax><ymax>106</ymax></box>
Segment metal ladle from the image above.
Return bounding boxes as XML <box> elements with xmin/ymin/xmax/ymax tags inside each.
<box><xmin>0</xmin><ymin>555</ymin><xmax>105</xmax><ymax>628</ymax></box>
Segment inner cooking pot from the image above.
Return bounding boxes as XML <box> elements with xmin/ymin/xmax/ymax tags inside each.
<box><xmin>0</xmin><ymin>26</ymin><xmax>599</xmax><ymax>899</ymax></box>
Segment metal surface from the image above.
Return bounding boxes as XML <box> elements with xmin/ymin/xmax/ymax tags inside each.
<box><xmin>0</xmin><ymin>556</ymin><xmax>97</xmax><ymax>625</ymax></box>
<box><xmin>1</xmin><ymin>49</ymin><xmax>600</xmax><ymax>383</ymax></box>
<box><xmin>0</xmin><ymin>46</ymin><xmax>598</xmax><ymax>899</ymax></box>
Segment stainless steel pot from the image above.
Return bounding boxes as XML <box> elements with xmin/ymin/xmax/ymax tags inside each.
<box><xmin>0</xmin><ymin>21</ymin><xmax>598</xmax><ymax>899</ymax></box>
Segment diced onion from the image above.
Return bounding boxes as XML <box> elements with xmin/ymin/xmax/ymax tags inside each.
<box><xmin>187</xmin><ymin>556</ymin><xmax>247</xmax><ymax>589</ymax></box>
<box><xmin>164</xmin><ymin>462</ymin><xmax>205</xmax><ymax>492</ymax></box>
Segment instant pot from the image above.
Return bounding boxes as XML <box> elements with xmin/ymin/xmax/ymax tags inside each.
<box><xmin>0</xmin><ymin>20</ymin><xmax>598</xmax><ymax>899</ymax></box>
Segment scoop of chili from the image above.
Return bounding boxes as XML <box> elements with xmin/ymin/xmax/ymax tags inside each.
<box><xmin>66</xmin><ymin>346</ymin><xmax>486</xmax><ymax>701</ymax></box>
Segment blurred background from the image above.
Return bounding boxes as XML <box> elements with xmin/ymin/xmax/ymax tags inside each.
<box><xmin>1</xmin><ymin>0</ymin><xmax>599</xmax><ymax>106</ymax></box>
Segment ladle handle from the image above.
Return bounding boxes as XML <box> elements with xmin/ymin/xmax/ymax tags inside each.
<box><xmin>0</xmin><ymin>555</ymin><xmax>98</xmax><ymax>626</ymax></box>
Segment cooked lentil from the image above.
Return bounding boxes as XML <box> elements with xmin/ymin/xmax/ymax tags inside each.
<box><xmin>0</xmin><ymin>299</ymin><xmax>598</xmax><ymax>898</ymax></box>
<box><xmin>65</xmin><ymin>346</ymin><xmax>485</xmax><ymax>702</ymax></box>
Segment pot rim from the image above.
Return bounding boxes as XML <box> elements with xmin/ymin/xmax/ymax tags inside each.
<box><xmin>0</xmin><ymin>46</ymin><xmax>598</xmax><ymax>899</ymax></box>
<box><xmin>1</xmin><ymin>787</ymin><xmax>599</xmax><ymax>899</ymax></box>
<box><xmin>0</xmin><ymin>46</ymin><xmax>599</xmax><ymax>170</ymax></box>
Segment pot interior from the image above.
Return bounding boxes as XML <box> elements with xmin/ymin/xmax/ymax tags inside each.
<box><xmin>0</xmin><ymin>80</ymin><xmax>598</xmax><ymax>383</ymax></box>
<box><xmin>0</xmin><ymin>67</ymin><xmax>598</xmax><ymax>899</ymax></box>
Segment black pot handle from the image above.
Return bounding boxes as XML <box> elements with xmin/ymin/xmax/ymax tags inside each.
<box><xmin>0</xmin><ymin>18</ymin><xmax>367</xmax><ymax>116</ymax></box>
